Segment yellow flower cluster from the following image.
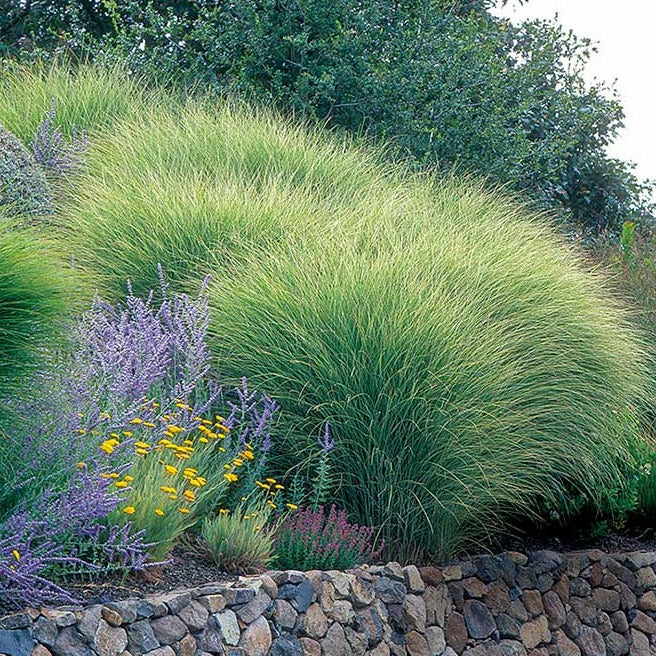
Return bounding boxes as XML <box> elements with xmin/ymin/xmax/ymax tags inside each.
<box><xmin>98</xmin><ymin>400</ymin><xmax>238</xmax><ymax>519</ymax></box>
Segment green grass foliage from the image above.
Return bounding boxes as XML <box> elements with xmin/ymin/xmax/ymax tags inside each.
<box><xmin>0</xmin><ymin>217</ymin><xmax>71</xmax><ymax>396</ymax></box>
<box><xmin>0</xmin><ymin>59</ymin><xmax>157</xmax><ymax>143</ymax></box>
<box><xmin>6</xmin><ymin>63</ymin><xmax>651</xmax><ymax>561</ymax></box>
<box><xmin>209</xmin><ymin>186</ymin><xmax>651</xmax><ymax>561</ymax></box>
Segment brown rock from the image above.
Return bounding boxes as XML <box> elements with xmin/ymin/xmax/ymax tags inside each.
<box><xmin>503</xmin><ymin>552</ymin><xmax>529</xmax><ymax>566</ymax></box>
<box><xmin>321</xmin><ymin>622</ymin><xmax>350</xmax><ymax>656</ymax></box>
<box><xmin>620</xmin><ymin>552</ymin><xmax>656</xmax><ymax>569</ymax></box>
<box><xmin>94</xmin><ymin>620</ymin><xmax>128</xmax><ymax>656</ymax></box>
<box><xmin>150</xmin><ymin>616</ymin><xmax>187</xmax><ymax>645</ymax></box>
<box><xmin>300</xmin><ymin>636</ymin><xmax>322</xmax><ymax>656</ymax></box>
<box><xmin>631</xmin><ymin>609</ymin><xmax>656</xmax><ymax>634</ymax></box>
<box><xmin>419</xmin><ymin>567</ymin><xmax>444</xmax><ymax>587</ymax></box>
<box><xmin>591</xmin><ymin>588</ymin><xmax>620</xmax><ymax>612</ymax></box>
<box><xmin>175</xmin><ymin>633</ymin><xmax>197</xmax><ymax>656</ymax></box>
<box><xmin>403</xmin><ymin>565</ymin><xmax>426</xmax><ymax>593</ymax></box>
<box><xmin>444</xmin><ymin>612</ymin><xmax>467</xmax><ymax>653</ymax></box>
<box><xmin>356</xmin><ymin>606</ymin><xmax>385</xmax><ymax>646</ymax></box>
<box><xmin>629</xmin><ymin>629</ymin><xmax>650</xmax><ymax>656</ymax></box>
<box><xmin>553</xmin><ymin>576</ymin><xmax>570</xmax><ymax>604</ymax></box>
<box><xmin>635</xmin><ymin>567</ymin><xmax>656</xmax><ymax>588</ymax></box>
<box><xmin>543</xmin><ymin>591</ymin><xmax>566</xmax><ymax>630</ymax></box>
<box><xmin>443</xmin><ymin>565</ymin><xmax>463</xmax><ymax>582</ymax></box>
<box><xmin>199</xmin><ymin>594</ymin><xmax>226</xmax><ymax>613</ymax></box>
<box><xmin>259</xmin><ymin>574</ymin><xmax>278</xmax><ymax>599</ymax></box>
<box><xmin>368</xmin><ymin>642</ymin><xmax>391</xmax><ymax>656</ymax></box>
<box><xmin>424</xmin><ymin>585</ymin><xmax>450</xmax><ymax>627</ymax></box>
<box><xmin>581</xmin><ymin>563</ymin><xmax>603</xmax><ymax>587</ymax></box>
<box><xmin>274</xmin><ymin>599</ymin><xmax>298</xmax><ymax>631</ymax></box>
<box><xmin>569</xmin><ymin>597</ymin><xmax>597</xmax><ymax>625</ymax></box>
<box><xmin>522</xmin><ymin>590</ymin><xmax>544</xmax><ymax>617</ymax></box>
<box><xmin>483</xmin><ymin>582</ymin><xmax>511</xmax><ymax>614</ymax></box>
<box><xmin>319</xmin><ymin>582</ymin><xmax>336</xmax><ymax>614</ymax></box>
<box><xmin>328</xmin><ymin>600</ymin><xmax>355</xmax><ymax>625</ymax></box>
<box><xmin>301</xmin><ymin>603</ymin><xmax>328</xmax><ymax>640</ymax></box>
<box><xmin>553</xmin><ymin>629</ymin><xmax>581</xmax><ymax>656</ymax></box>
<box><xmin>574</xmin><ymin>626</ymin><xmax>605</xmax><ymax>656</ymax></box>
<box><xmin>240</xmin><ymin>615</ymin><xmax>272</xmax><ymax>656</ymax></box>
<box><xmin>594</xmin><ymin>612</ymin><xmax>612</xmax><ymax>636</ymax></box>
<box><xmin>637</xmin><ymin>590</ymin><xmax>656</xmax><ymax>612</ymax></box>
<box><xmin>405</xmin><ymin>595</ymin><xmax>427</xmax><ymax>633</ymax></box>
<box><xmin>144</xmin><ymin>648</ymin><xmax>175</xmax><ymax>656</ymax></box>
<box><xmin>351</xmin><ymin>577</ymin><xmax>376</xmax><ymax>607</ymax></box>
<box><xmin>462</xmin><ymin>578</ymin><xmax>487</xmax><ymax>599</ymax></box>
<box><xmin>406</xmin><ymin>631</ymin><xmax>430</xmax><ymax>656</ymax></box>
<box><xmin>32</xmin><ymin>646</ymin><xmax>53</xmax><ymax>656</ymax></box>
<box><xmin>520</xmin><ymin>617</ymin><xmax>550</xmax><ymax>650</ymax></box>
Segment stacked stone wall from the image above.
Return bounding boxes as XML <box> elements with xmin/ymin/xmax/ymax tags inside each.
<box><xmin>2</xmin><ymin>549</ymin><xmax>656</xmax><ymax>656</ymax></box>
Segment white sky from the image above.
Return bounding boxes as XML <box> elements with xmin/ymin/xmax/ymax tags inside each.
<box><xmin>493</xmin><ymin>0</ymin><xmax>656</xmax><ymax>188</ymax></box>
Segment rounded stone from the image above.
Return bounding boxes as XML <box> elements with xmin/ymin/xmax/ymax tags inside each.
<box><xmin>94</xmin><ymin>620</ymin><xmax>128</xmax><ymax>656</ymax></box>
<box><xmin>321</xmin><ymin>622</ymin><xmax>351</xmax><ymax>656</ymax></box>
<box><xmin>240</xmin><ymin>615</ymin><xmax>272</xmax><ymax>656</ymax></box>
<box><xmin>519</xmin><ymin>617</ymin><xmax>550</xmax><ymax>650</ymax></box>
<box><xmin>463</xmin><ymin>600</ymin><xmax>496</xmax><ymax>640</ymax></box>
<box><xmin>575</xmin><ymin>625</ymin><xmax>605</xmax><ymax>656</ymax></box>
<box><xmin>301</xmin><ymin>603</ymin><xmax>328</xmax><ymax>640</ymax></box>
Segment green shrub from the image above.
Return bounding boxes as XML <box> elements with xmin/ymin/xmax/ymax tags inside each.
<box><xmin>209</xmin><ymin>181</ymin><xmax>651</xmax><ymax>562</ymax></box>
<box><xmin>0</xmin><ymin>124</ymin><xmax>51</xmax><ymax>217</ymax></box>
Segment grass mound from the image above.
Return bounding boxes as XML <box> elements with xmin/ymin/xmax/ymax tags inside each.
<box><xmin>0</xmin><ymin>218</ymin><xmax>71</xmax><ymax>398</ymax></box>
<box><xmin>209</xmin><ymin>182</ymin><xmax>650</xmax><ymax>561</ymax></box>
<box><xmin>59</xmin><ymin>101</ymin><xmax>392</xmax><ymax>298</ymax></box>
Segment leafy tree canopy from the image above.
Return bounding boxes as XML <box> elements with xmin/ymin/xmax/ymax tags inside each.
<box><xmin>2</xmin><ymin>0</ymin><xmax>652</xmax><ymax>232</ymax></box>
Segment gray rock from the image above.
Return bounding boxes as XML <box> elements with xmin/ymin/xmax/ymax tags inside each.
<box><xmin>160</xmin><ymin>592</ymin><xmax>192</xmax><ymax>615</ymax></box>
<box><xmin>143</xmin><ymin>647</ymin><xmax>176</xmax><ymax>656</ymax></box>
<box><xmin>103</xmin><ymin>601</ymin><xmax>138</xmax><ymax>626</ymax></box>
<box><xmin>126</xmin><ymin>619</ymin><xmax>159</xmax><ymax>653</ymax></box>
<box><xmin>177</xmin><ymin>599</ymin><xmax>210</xmax><ymax>632</ymax></box>
<box><xmin>463</xmin><ymin>599</ymin><xmax>496</xmax><ymax>640</ymax></box>
<box><xmin>195</xmin><ymin>626</ymin><xmax>225</xmax><ymax>653</ymax></box>
<box><xmin>350</xmin><ymin>576</ymin><xmax>376</xmax><ymax>607</ymax></box>
<box><xmin>498</xmin><ymin>640</ymin><xmax>527</xmax><ymax>656</ymax></box>
<box><xmin>94</xmin><ymin>619</ymin><xmax>128</xmax><ymax>656</ymax></box>
<box><xmin>383</xmin><ymin>562</ymin><xmax>405</xmax><ymax>581</ymax></box>
<box><xmin>621</xmin><ymin>552</ymin><xmax>656</xmax><ymax>569</ymax></box>
<box><xmin>564</xmin><ymin>611</ymin><xmax>582</xmax><ymax>640</ymax></box>
<box><xmin>0</xmin><ymin>613</ymin><xmax>32</xmax><ymax>630</ymax></box>
<box><xmin>270</xmin><ymin>636</ymin><xmax>302</xmax><ymax>656</ymax></box>
<box><xmin>355</xmin><ymin>606</ymin><xmax>385</xmax><ymax>647</ymax></box>
<box><xmin>405</xmin><ymin>595</ymin><xmax>426</xmax><ymax>633</ymax></box>
<box><xmin>200</xmin><ymin>594</ymin><xmax>227</xmax><ymax>613</ymax></box>
<box><xmin>374</xmin><ymin>577</ymin><xmax>406</xmax><ymax>605</ymax></box>
<box><xmin>635</xmin><ymin>567</ymin><xmax>656</xmax><ymax>588</ymax></box>
<box><xmin>425</xmin><ymin>626</ymin><xmax>446</xmax><ymax>656</ymax></box>
<box><xmin>569</xmin><ymin>579</ymin><xmax>591</xmax><ymax>597</ymax></box>
<box><xmin>42</xmin><ymin>610</ymin><xmax>76</xmax><ymax>628</ymax></box>
<box><xmin>273</xmin><ymin>599</ymin><xmax>298</xmax><ymax>631</ymax></box>
<box><xmin>617</xmin><ymin>582</ymin><xmax>636</xmax><ymax>610</ymax></box>
<box><xmin>32</xmin><ymin>617</ymin><xmax>58</xmax><ymax>646</ymax></box>
<box><xmin>631</xmin><ymin>609</ymin><xmax>656</xmax><ymax>633</ymax></box>
<box><xmin>327</xmin><ymin>599</ymin><xmax>355</xmax><ymax>625</ymax></box>
<box><xmin>223</xmin><ymin>587</ymin><xmax>256</xmax><ymax>606</ymax></box>
<box><xmin>610</xmin><ymin>610</ymin><xmax>629</xmax><ymax>634</ymax></box>
<box><xmin>575</xmin><ymin>625</ymin><xmax>605</xmax><ymax>656</ymax></box>
<box><xmin>604</xmin><ymin>631</ymin><xmax>629</xmax><ymax>656</ymax></box>
<box><xmin>235</xmin><ymin>592</ymin><xmax>271</xmax><ymax>624</ymax></box>
<box><xmin>0</xmin><ymin>629</ymin><xmax>35</xmax><ymax>656</ymax></box>
<box><xmin>214</xmin><ymin>609</ymin><xmax>241</xmax><ymax>646</ymax></box>
<box><xmin>279</xmin><ymin>580</ymin><xmax>314</xmax><ymax>613</ymax></box>
<box><xmin>629</xmin><ymin>628</ymin><xmax>650</xmax><ymax>656</ymax></box>
<box><xmin>52</xmin><ymin>627</ymin><xmax>91</xmax><ymax>656</ymax></box>
<box><xmin>344</xmin><ymin>626</ymin><xmax>368</xmax><ymax>656</ymax></box>
<box><xmin>300</xmin><ymin>603</ymin><xmax>328</xmax><ymax>640</ymax></box>
<box><xmin>569</xmin><ymin>596</ymin><xmax>597</xmax><ymax>625</ymax></box>
<box><xmin>497</xmin><ymin>613</ymin><xmax>521</xmax><ymax>639</ymax></box>
<box><xmin>151</xmin><ymin>615</ymin><xmax>187</xmax><ymax>645</ymax></box>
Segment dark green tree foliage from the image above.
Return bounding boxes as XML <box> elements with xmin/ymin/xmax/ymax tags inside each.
<box><xmin>2</xmin><ymin>0</ymin><xmax>652</xmax><ymax>232</ymax></box>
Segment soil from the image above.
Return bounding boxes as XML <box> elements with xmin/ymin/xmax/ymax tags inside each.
<box><xmin>63</xmin><ymin>547</ymin><xmax>238</xmax><ymax>608</ymax></box>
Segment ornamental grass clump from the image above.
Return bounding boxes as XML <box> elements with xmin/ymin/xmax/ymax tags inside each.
<box><xmin>210</xmin><ymin>181</ymin><xmax>652</xmax><ymax>562</ymax></box>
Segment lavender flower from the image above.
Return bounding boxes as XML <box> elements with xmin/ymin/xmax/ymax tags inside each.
<box><xmin>31</xmin><ymin>99</ymin><xmax>88</xmax><ymax>176</ymax></box>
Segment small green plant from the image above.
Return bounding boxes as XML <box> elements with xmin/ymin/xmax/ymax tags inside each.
<box><xmin>200</xmin><ymin>496</ymin><xmax>275</xmax><ymax>573</ymax></box>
